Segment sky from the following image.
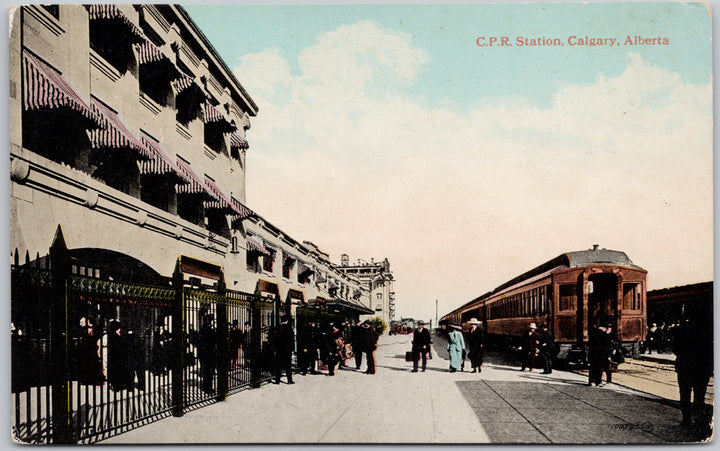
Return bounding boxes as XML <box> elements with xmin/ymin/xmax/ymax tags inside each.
<box><xmin>185</xmin><ymin>2</ymin><xmax>713</xmax><ymax>323</ymax></box>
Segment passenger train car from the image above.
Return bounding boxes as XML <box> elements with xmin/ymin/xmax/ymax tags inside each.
<box><xmin>440</xmin><ymin>246</ymin><xmax>647</xmax><ymax>362</ymax></box>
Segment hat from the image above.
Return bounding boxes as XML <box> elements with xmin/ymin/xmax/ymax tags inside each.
<box><xmin>468</xmin><ymin>318</ymin><xmax>481</xmax><ymax>325</ymax></box>
<box><xmin>541</xmin><ymin>323</ymin><xmax>548</xmax><ymax>328</ymax></box>
<box><xmin>418</xmin><ymin>320</ymin><xmax>425</xmax><ymax>325</ymax></box>
<box><xmin>529</xmin><ymin>323</ymin><xmax>537</xmax><ymax>329</ymax></box>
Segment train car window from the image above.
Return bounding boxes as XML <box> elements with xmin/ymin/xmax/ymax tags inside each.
<box><xmin>623</xmin><ymin>283</ymin><xmax>641</xmax><ymax>310</ymax></box>
<box><xmin>559</xmin><ymin>284</ymin><xmax>576</xmax><ymax>311</ymax></box>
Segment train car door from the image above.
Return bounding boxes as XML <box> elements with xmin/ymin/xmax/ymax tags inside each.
<box><xmin>587</xmin><ymin>273</ymin><xmax>618</xmax><ymax>330</ymax></box>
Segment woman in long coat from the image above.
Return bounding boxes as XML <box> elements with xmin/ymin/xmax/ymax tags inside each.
<box><xmin>447</xmin><ymin>325</ymin><xmax>466</xmax><ymax>372</ymax></box>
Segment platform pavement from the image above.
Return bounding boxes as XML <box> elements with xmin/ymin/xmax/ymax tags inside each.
<box><xmin>102</xmin><ymin>333</ymin><xmax>707</xmax><ymax>444</ymax></box>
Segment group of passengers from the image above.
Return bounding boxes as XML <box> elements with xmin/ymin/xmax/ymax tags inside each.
<box><xmin>272</xmin><ymin>318</ymin><xmax>379</xmax><ymax>383</ymax></box>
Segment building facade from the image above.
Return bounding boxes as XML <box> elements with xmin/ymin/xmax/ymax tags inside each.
<box><xmin>337</xmin><ymin>255</ymin><xmax>396</xmax><ymax>325</ymax></box>
<box><xmin>10</xmin><ymin>4</ymin><xmax>371</xmax><ymax>322</ymax></box>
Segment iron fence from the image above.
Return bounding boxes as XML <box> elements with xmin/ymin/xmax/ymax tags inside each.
<box><xmin>10</xmin><ymin>237</ymin><xmax>284</xmax><ymax>444</ymax></box>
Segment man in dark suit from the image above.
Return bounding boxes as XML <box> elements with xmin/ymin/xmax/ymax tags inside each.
<box><xmin>411</xmin><ymin>320</ymin><xmax>431</xmax><ymax>372</ymax></box>
<box><xmin>362</xmin><ymin>320</ymin><xmax>378</xmax><ymax>374</ymax></box>
<box><xmin>270</xmin><ymin>316</ymin><xmax>295</xmax><ymax>384</ymax></box>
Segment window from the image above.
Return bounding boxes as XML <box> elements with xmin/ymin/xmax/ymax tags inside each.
<box><xmin>376</xmin><ymin>293</ymin><xmax>383</xmax><ymax>300</ymax></box>
<box><xmin>246</xmin><ymin>250</ymin><xmax>260</xmax><ymax>273</ymax></box>
<box><xmin>262</xmin><ymin>249</ymin><xmax>275</xmax><ymax>273</ymax></box>
<box><xmin>231</xmin><ymin>236</ymin><xmax>239</xmax><ymax>253</ymax></box>
<box><xmin>559</xmin><ymin>285</ymin><xmax>577</xmax><ymax>311</ymax></box>
<box><xmin>623</xmin><ymin>283</ymin><xmax>642</xmax><ymax>311</ymax></box>
<box><xmin>282</xmin><ymin>255</ymin><xmax>295</xmax><ymax>279</ymax></box>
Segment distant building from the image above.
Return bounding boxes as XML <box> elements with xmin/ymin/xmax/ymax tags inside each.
<box><xmin>337</xmin><ymin>256</ymin><xmax>395</xmax><ymax>324</ymax></box>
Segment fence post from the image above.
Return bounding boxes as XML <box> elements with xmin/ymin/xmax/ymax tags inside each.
<box><xmin>49</xmin><ymin>225</ymin><xmax>73</xmax><ymax>444</ymax></box>
<box><xmin>171</xmin><ymin>260</ymin><xmax>185</xmax><ymax>417</ymax></box>
<box><xmin>250</xmin><ymin>291</ymin><xmax>262</xmax><ymax>388</ymax></box>
<box><xmin>216</xmin><ymin>273</ymin><xmax>228</xmax><ymax>400</ymax></box>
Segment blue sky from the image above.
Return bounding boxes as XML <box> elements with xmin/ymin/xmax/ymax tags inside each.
<box><xmin>183</xmin><ymin>3</ymin><xmax>712</xmax><ymax>321</ymax></box>
<box><xmin>186</xmin><ymin>3</ymin><xmax>711</xmax><ymax>109</ymax></box>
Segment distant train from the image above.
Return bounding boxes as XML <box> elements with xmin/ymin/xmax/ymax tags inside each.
<box><xmin>440</xmin><ymin>246</ymin><xmax>647</xmax><ymax>363</ymax></box>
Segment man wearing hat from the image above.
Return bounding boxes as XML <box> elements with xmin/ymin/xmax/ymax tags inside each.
<box><xmin>537</xmin><ymin>323</ymin><xmax>555</xmax><ymax>374</ymax></box>
<box><xmin>362</xmin><ymin>319</ymin><xmax>379</xmax><ymax>374</ymax></box>
<box><xmin>411</xmin><ymin>320</ymin><xmax>431</xmax><ymax>372</ymax></box>
<box><xmin>520</xmin><ymin>322</ymin><xmax>539</xmax><ymax>372</ymax></box>
<box><xmin>467</xmin><ymin>318</ymin><xmax>485</xmax><ymax>373</ymax></box>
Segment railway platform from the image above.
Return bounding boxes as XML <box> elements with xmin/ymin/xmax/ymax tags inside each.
<box><xmin>102</xmin><ymin>333</ymin><xmax>711</xmax><ymax>444</ymax></box>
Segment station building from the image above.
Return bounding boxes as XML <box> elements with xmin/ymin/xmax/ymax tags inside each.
<box><xmin>337</xmin><ymin>255</ymin><xmax>395</xmax><ymax>324</ymax></box>
<box><xmin>10</xmin><ymin>4</ymin><xmax>373</xmax><ymax>323</ymax></box>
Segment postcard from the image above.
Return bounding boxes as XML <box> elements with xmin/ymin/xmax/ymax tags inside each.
<box><xmin>9</xmin><ymin>1</ymin><xmax>713</xmax><ymax>445</ymax></box>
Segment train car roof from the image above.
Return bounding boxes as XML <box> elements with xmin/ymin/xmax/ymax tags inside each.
<box><xmin>493</xmin><ymin>248</ymin><xmax>643</xmax><ymax>295</ymax></box>
<box><xmin>447</xmin><ymin>248</ymin><xmax>645</xmax><ymax>315</ymax></box>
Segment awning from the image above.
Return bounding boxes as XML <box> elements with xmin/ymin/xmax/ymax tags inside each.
<box><xmin>88</xmin><ymin>98</ymin><xmax>154</xmax><ymax>159</ymax></box>
<box><xmin>287</xmin><ymin>289</ymin><xmax>305</xmax><ymax>304</ymax></box>
<box><xmin>172</xmin><ymin>73</ymin><xmax>196</xmax><ymax>95</ymax></box>
<box><xmin>230</xmin><ymin>197</ymin><xmax>253</xmax><ymax>224</ymax></box>
<box><xmin>314</xmin><ymin>297</ymin><xmax>328</xmax><ymax>307</ymax></box>
<box><xmin>86</xmin><ymin>5</ymin><xmax>145</xmax><ymax>42</ymax></box>
<box><xmin>22</xmin><ymin>50</ymin><xmax>102</xmax><ymax>127</ymax></box>
<box><xmin>203</xmin><ymin>176</ymin><xmax>233</xmax><ymax>213</ymax></box>
<box><xmin>139</xmin><ymin>133</ymin><xmax>183</xmax><ymax>177</ymax></box>
<box><xmin>256</xmin><ymin>279</ymin><xmax>279</xmax><ymax>297</ymax></box>
<box><xmin>174</xmin><ymin>157</ymin><xmax>213</xmax><ymax>197</ymax></box>
<box><xmin>203</xmin><ymin>101</ymin><xmax>236</xmax><ymax>132</ymax></box>
<box><xmin>229</xmin><ymin>133</ymin><xmax>249</xmax><ymax>150</ymax></box>
<box><xmin>180</xmin><ymin>255</ymin><xmax>222</xmax><ymax>281</ymax></box>
<box><xmin>136</xmin><ymin>40</ymin><xmax>169</xmax><ymax>65</ymax></box>
<box><xmin>247</xmin><ymin>235</ymin><xmax>271</xmax><ymax>256</ymax></box>
<box><xmin>135</xmin><ymin>39</ymin><xmax>180</xmax><ymax>77</ymax></box>
<box><xmin>298</xmin><ymin>261</ymin><xmax>314</xmax><ymax>276</ymax></box>
<box><xmin>328</xmin><ymin>298</ymin><xmax>374</xmax><ymax>315</ymax></box>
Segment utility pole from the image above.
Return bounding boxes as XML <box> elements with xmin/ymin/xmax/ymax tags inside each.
<box><xmin>435</xmin><ymin>299</ymin><xmax>438</xmax><ymax>332</ymax></box>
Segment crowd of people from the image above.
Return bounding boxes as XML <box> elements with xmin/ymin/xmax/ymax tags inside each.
<box><xmin>642</xmin><ymin>322</ymin><xmax>678</xmax><ymax>355</ymax></box>
<box><xmin>272</xmin><ymin>317</ymin><xmax>379</xmax><ymax>382</ymax></box>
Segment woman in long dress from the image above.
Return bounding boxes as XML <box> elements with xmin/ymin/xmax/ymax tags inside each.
<box><xmin>447</xmin><ymin>325</ymin><xmax>466</xmax><ymax>373</ymax></box>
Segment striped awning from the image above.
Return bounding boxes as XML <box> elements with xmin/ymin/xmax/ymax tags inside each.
<box><xmin>229</xmin><ymin>133</ymin><xmax>249</xmax><ymax>150</ymax></box>
<box><xmin>203</xmin><ymin>176</ymin><xmax>233</xmax><ymax>213</ymax></box>
<box><xmin>230</xmin><ymin>197</ymin><xmax>253</xmax><ymax>224</ymax></box>
<box><xmin>136</xmin><ymin>40</ymin><xmax>170</xmax><ymax>65</ymax></box>
<box><xmin>87</xmin><ymin>5</ymin><xmax>145</xmax><ymax>42</ymax></box>
<box><xmin>204</xmin><ymin>101</ymin><xmax>236</xmax><ymax>131</ymax></box>
<box><xmin>204</xmin><ymin>101</ymin><xmax>225</xmax><ymax>123</ymax></box>
<box><xmin>138</xmin><ymin>133</ymin><xmax>182</xmax><ymax>177</ymax></box>
<box><xmin>88</xmin><ymin>98</ymin><xmax>153</xmax><ymax>159</ymax></box>
<box><xmin>247</xmin><ymin>235</ymin><xmax>271</xmax><ymax>256</ymax></box>
<box><xmin>171</xmin><ymin>72</ymin><xmax>202</xmax><ymax>95</ymax></box>
<box><xmin>22</xmin><ymin>51</ymin><xmax>102</xmax><ymax>126</ymax></box>
<box><xmin>174</xmin><ymin>157</ymin><xmax>212</xmax><ymax>196</ymax></box>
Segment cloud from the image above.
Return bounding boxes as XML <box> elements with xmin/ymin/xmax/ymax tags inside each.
<box><xmin>234</xmin><ymin>23</ymin><xmax>712</xmax><ymax>321</ymax></box>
